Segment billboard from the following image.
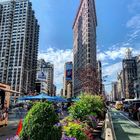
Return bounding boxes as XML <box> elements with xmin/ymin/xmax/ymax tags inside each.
<box><xmin>66</xmin><ymin>62</ymin><xmax>72</xmax><ymax>81</ymax></box>
<box><xmin>37</xmin><ymin>71</ymin><xmax>47</xmax><ymax>81</ymax></box>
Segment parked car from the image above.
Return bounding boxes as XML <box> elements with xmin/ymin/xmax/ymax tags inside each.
<box><xmin>128</xmin><ymin>102</ymin><xmax>140</xmax><ymax>120</ymax></box>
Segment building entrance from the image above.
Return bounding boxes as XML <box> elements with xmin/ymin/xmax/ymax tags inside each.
<box><xmin>0</xmin><ymin>89</ymin><xmax>5</xmax><ymax>109</ymax></box>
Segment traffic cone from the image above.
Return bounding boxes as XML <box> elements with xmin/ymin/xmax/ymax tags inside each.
<box><xmin>16</xmin><ymin>119</ymin><xmax>22</xmax><ymax>136</ymax></box>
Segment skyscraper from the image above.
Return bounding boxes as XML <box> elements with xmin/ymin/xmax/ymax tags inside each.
<box><xmin>111</xmin><ymin>82</ymin><xmax>118</xmax><ymax>101</ymax></box>
<box><xmin>117</xmin><ymin>70</ymin><xmax>124</xmax><ymax>100</ymax></box>
<box><xmin>37</xmin><ymin>59</ymin><xmax>54</xmax><ymax>96</ymax></box>
<box><xmin>63</xmin><ymin>62</ymin><xmax>73</xmax><ymax>98</ymax></box>
<box><xmin>122</xmin><ymin>49</ymin><xmax>137</xmax><ymax>99</ymax></box>
<box><xmin>53</xmin><ymin>84</ymin><xmax>56</xmax><ymax>96</ymax></box>
<box><xmin>73</xmin><ymin>0</ymin><xmax>97</xmax><ymax>96</ymax></box>
<box><xmin>97</xmin><ymin>61</ymin><xmax>102</xmax><ymax>94</ymax></box>
<box><xmin>0</xmin><ymin>0</ymin><xmax>39</xmax><ymax>95</ymax></box>
<box><xmin>135</xmin><ymin>55</ymin><xmax>140</xmax><ymax>99</ymax></box>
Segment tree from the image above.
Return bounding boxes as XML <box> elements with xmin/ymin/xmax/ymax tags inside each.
<box><xmin>69</xmin><ymin>94</ymin><xmax>104</xmax><ymax>120</ymax></box>
<box><xmin>75</xmin><ymin>64</ymin><xmax>100</xmax><ymax>94</ymax></box>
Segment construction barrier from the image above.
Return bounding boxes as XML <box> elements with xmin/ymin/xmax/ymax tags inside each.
<box><xmin>104</xmin><ymin>110</ymin><xmax>116</xmax><ymax>140</ymax></box>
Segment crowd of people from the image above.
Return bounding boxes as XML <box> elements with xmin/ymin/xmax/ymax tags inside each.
<box><xmin>8</xmin><ymin>101</ymin><xmax>72</xmax><ymax>120</ymax></box>
<box><xmin>53</xmin><ymin>102</ymin><xmax>72</xmax><ymax>119</ymax></box>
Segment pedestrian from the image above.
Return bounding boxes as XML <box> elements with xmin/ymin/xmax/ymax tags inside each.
<box><xmin>67</xmin><ymin>102</ymin><xmax>71</xmax><ymax>110</ymax></box>
<box><xmin>128</xmin><ymin>104</ymin><xmax>133</xmax><ymax>118</ymax></box>
<box><xmin>137</xmin><ymin>107</ymin><xmax>140</xmax><ymax>126</ymax></box>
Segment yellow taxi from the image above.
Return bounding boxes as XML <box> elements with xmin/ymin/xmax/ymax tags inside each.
<box><xmin>115</xmin><ymin>101</ymin><xmax>123</xmax><ymax>110</ymax></box>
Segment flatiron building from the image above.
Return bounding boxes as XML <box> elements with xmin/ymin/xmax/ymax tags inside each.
<box><xmin>73</xmin><ymin>0</ymin><xmax>97</xmax><ymax>95</ymax></box>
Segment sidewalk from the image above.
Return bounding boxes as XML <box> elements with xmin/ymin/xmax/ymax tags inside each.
<box><xmin>0</xmin><ymin>114</ymin><xmax>20</xmax><ymax>140</ymax></box>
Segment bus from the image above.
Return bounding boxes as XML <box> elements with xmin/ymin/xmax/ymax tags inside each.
<box><xmin>123</xmin><ymin>99</ymin><xmax>140</xmax><ymax>107</ymax></box>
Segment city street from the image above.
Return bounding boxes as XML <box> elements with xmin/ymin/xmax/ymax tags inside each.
<box><xmin>0</xmin><ymin>110</ymin><xmax>67</xmax><ymax>140</ymax></box>
<box><xmin>0</xmin><ymin>114</ymin><xmax>20</xmax><ymax>140</ymax></box>
<box><xmin>0</xmin><ymin>0</ymin><xmax>140</xmax><ymax>139</ymax></box>
<box><xmin>110</xmin><ymin>108</ymin><xmax>140</xmax><ymax>140</ymax></box>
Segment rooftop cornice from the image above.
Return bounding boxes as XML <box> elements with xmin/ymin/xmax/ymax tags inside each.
<box><xmin>72</xmin><ymin>0</ymin><xmax>97</xmax><ymax>29</ymax></box>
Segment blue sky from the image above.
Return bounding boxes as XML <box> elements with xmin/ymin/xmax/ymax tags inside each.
<box><xmin>30</xmin><ymin>0</ymin><xmax>140</xmax><ymax>94</ymax></box>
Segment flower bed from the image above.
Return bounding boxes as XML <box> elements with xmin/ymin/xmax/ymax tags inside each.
<box><xmin>60</xmin><ymin>116</ymin><xmax>97</xmax><ymax>140</ymax></box>
<box><xmin>60</xmin><ymin>94</ymin><xmax>105</xmax><ymax>140</ymax></box>
<box><xmin>17</xmin><ymin>94</ymin><xmax>105</xmax><ymax>140</ymax></box>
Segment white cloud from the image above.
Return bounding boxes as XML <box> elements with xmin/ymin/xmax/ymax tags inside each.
<box><xmin>102</xmin><ymin>62</ymin><xmax>122</xmax><ymax>93</ymax></box>
<box><xmin>105</xmin><ymin>48</ymin><xmax>126</xmax><ymax>60</ymax></box>
<box><xmin>38</xmin><ymin>48</ymin><xmax>73</xmax><ymax>94</ymax></box>
<box><xmin>38</xmin><ymin>45</ymin><xmax>140</xmax><ymax>95</ymax></box>
<box><xmin>126</xmin><ymin>15</ymin><xmax>140</xmax><ymax>29</ymax></box>
<box><xmin>102</xmin><ymin>62</ymin><xmax>109</xmax><ymax>66</ymax></box>
<box><xmin>133</xmin><ymin>48</ymin><xmax>140</xmax><ymax>56</ymax></box>
<box><xmin>97</xmin><ymin>52</ymin><xmax>107</xmax><ymax>61</ymax></box>
<box><xmin>128</xmin><ymin>0</ymin><xmax>140</xmax><ymax>14</ymax></box>
<box><xmin>103</xmin><ymin>62</ymin><xmax>122</xmax><ymax>77</ymax></box>
<box><xmin>39</xmin><ymin>47</ymin><xmax>125</xmax><ymax>95</ymax></box>
<box><xmin>97</xmin><ymin>44</ymin><xmax>133</xmax><ymax>61</ymax></box>
<box><xmin>126</xmin><ymin>15</ymin><xmax>140</xmax><ymax>41</ymax></box>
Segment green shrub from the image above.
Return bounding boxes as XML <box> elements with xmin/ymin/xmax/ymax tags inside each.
<box><xmin>69</xmin><ymin>94</ymin><xmax>104</xmax><ymax>120</ymax></box>
<box><xmin>20</xmin><ymin>102</ymin><xmax>62</xmax><ymax>140</ymax></box>
<box><xmin>63</xmin><ymin>121</ymin><xmax>86</xmax><ymax>140</ymax></box>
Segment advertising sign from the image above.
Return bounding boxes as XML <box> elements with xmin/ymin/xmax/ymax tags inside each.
<box><xmin>37</xmin><ymin>71</ymin><xmax>47</xmax><ymax>81</ymax></box>
<box><xmin>66</xmin><ymin>62</ymin><xmax>72</xmax><ymax>81</ymax></box>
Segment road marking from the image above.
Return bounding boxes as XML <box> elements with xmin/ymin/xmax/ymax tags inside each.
<box><xmin>114</xmin><ymin>113</ymin><xmax>117</xmax><ymax>116</ymax></box>
<box><xmin>120</xmin><ymin>112</ymin><xmax>140</xmax><ymax>129</ymax></box>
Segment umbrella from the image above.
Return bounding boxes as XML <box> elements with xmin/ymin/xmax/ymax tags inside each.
<box><xmin>51</xmin><ymin>96</ymin><xmax>67</xmax><ymax>102</ymax></box>
<box><xmin>71</xmin><ymin>98</ymin><xmax>80</xmax><ymax>102</ymax></box>
<box><xmin>18</xmin><ymin>93</ymin><xmax>53</xmax><ymax>101</ymax></box>
<box><xmin>18</xmin><ymin>96</ymin><xmax>33</xmax><ymax>101</ymax></box>
<box><xmin>30</xmin><ymin>93</ymin><xmax>53</xmax><ymax>101</ymax></box>
<box><xmin>67</xmin><ymin>97</ymin><xmax>80</xmax><ymax>102</ymax></box>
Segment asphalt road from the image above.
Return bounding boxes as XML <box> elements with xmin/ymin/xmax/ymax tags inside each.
<box><xmin>110</xmin><ymin>108</ymin><xmax>140</xmax><ymax>140</ymax></box>
<box><xmin>0</xmin><ymin>114</ymin><xmax>20</xmax><ymax>140</ymax></box>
